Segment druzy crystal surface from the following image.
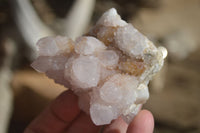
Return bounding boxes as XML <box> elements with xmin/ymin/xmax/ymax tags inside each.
<box><xmin>31</xmin><ymin>8</ymin><xmax>167</xmax><ymax>125</ymax></box>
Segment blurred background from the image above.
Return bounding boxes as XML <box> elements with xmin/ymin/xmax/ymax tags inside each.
<box><xmin>0</xmin><ymin>0</ymin><xmax>200</xmax><ymax>132</ymax></box>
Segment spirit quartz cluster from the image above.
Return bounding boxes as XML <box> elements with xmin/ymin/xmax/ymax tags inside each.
<box><xmin>31</xmin><ymin>8</ymin><xmax>167</xmax><ymax>125</ymax></box>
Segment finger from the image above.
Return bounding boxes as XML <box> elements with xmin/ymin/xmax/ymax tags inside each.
<box><xmin>103</xmin><ymin>117</ymin><xmax>128</xmax><ymax>133</ymax></box>
<box><xmin>127</xmin><ymin>110</ymin><xmax>154</xmax><ymax>133</ymax></box>
<box><xmin>65</xmin><ymin>112</ymin><xmax>101</xmax><ymax>133</ymax></box>
<box><xmin>24</xmin><ymin>90</ymin><xmax>80</xmax><ymax>133</ymax></box>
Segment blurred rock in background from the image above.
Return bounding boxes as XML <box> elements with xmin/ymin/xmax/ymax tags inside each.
<box><xmin>0</xmin><ymin>39</ymin><xmax>14</xmax><ymax>133</ymax></box>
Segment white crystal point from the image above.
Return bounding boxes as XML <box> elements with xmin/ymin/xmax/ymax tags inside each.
<box><xmin>31</xmin><ymin>56</ymin><xmax>51</xmax><ymax>72</ymax></box>
<box><xmin>97</xmin><ymin>50</ymin><xmax>119</xmax><ymax>67</ymax></box>
<box><xmin>115</xmin><ymin>24</ymin><xmax>148</xmax><ymax>57</ymax></box>
<box><xmin>99</xmin><ymin>74</ymin><xmax>138</xmax><ymax>105</ymax></box>
<box><xmin>37</xmin><ymin>37</ymin><xmax>59</xmax><ymax>56</ymax></box>
<box><xmin>75</xmin><ymin>36</ymin><xmax>106</xmax><ymax>55</ymax></box>
<box><xmin>70</xmin><ymin>56</ymin><xmax>100</xmax><ymax>90</ymax></box>
<box><xmin>90</xmin><ymin>103</ymin><xmax>118</xmax><ymax>125</ymax></box>
<box><xmin>135</xmin><ymin>84</ymin><xmax>149</xmax><ymax>104</ymax></box>
<box><xmin>31</xmin><ymin>8</ymin><xmax>167</xmax><ymax>126</ymax></box>
<box><xmin>31</xmin><ymin>55</ymin><xmax>68</xmax><ymax>72</ymax></box>
<box><xmin>97</xmin><ymin>8</ymin><xmax>127</xmax><ymax>27</ymax></box>
<box><xmin>37</xmin><ymin>36</ymin><xmax>74</xmax><ymax>56</ymax></box>
<box><xmin>100</xmin><ymin>80</ymin><xmax>123</xmax><ymax>103</ymax></box>
<box><xmin>55</xmin><ymin>36</ymin><xmax>74</xmax><ymax>54</ymax></box>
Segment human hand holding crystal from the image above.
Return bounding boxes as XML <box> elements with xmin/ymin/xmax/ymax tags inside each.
<box><xmin>24</xmin><ymin>90</ymin><xmax>154</xmax><ymax>133</ymax></box>
<box><xmin>31</xmin><ymin>8</ymin><xmax>167</xmax><ymax>126</ymax></box>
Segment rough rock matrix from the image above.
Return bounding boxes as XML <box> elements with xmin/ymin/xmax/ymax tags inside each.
<box><xmin>31</xmin><ymin>8</ymin><xmax>167</xmax><ymax>125</ymax></box>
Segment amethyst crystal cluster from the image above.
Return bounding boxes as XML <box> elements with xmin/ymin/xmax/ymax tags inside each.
<box><xmin>31</xmin><ymin>8</ymin><xmax>167</xmax><ymax>125</ymax></box>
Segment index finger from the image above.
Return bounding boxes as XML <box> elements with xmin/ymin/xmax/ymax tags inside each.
<box><xmin>24</xmin><ymin>90</ymin><xmax>80</xmax><ymax>133</ymax></box>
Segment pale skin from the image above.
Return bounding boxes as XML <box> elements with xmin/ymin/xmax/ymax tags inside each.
<box><xmin>24</xmin><ymin>90</ymin><xmax>154</xmax><ymax>133</ymax></box>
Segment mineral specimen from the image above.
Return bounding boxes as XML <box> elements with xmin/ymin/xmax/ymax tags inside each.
<box><xmin>31</xmin><ymin>8</ymin><xmax>167</xmax><ymax>125</ymax></box>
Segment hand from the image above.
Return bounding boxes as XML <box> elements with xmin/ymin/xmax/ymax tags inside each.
<box><xmin>24</xmin><ymin>90</ymin><xmax>154</xmax><ymax>133</ymax></box>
